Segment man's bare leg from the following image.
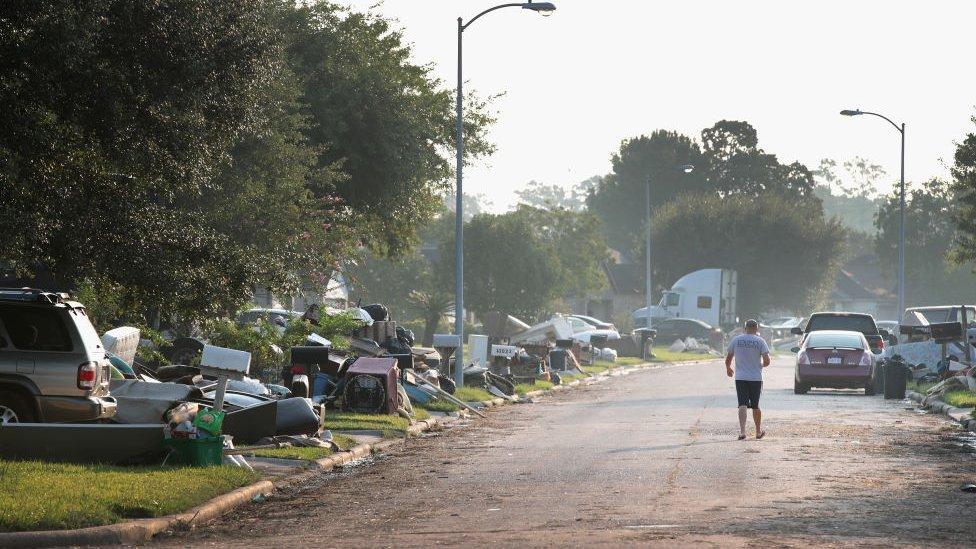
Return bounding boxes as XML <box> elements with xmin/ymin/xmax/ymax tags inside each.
<box><xmin>753</xmin><ymin>408</ymin><xmax>764</xmax><ymax>438</ymax></box>
<box><xmin>738</xmin><ymin>406</ymin><xmax>748</xmax><ymax>437</ymax></box>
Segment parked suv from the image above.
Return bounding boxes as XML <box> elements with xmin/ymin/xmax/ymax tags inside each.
<box><xmin>791</xmin><ymin>311</ymin><xmax>889</xmax><ymax>354</ymax></box>
<box><xmin>0</xmin><ymin>288</ymin><xmax>116</xmax><ymax>423</ymax></box>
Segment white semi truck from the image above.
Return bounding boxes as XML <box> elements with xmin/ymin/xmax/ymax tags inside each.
<box><xmin>632</xmin><ymin>268</ymin><xmax>738</xmax><ymax>329</ymax></box>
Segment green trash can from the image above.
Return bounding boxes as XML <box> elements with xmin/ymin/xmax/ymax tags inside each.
<box><xmin>163</xmin><ymin>436</ymin><xmax>225</xmax><ymax>467</ymax></box>
<box><xmin>883</xmin><ymin>359</ymin><xmax>908</xmax><ymax>400</ymax></box>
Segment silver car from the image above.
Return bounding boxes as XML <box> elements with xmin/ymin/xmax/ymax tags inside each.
<box><xmin>0</xmin><ymin>288</ymin><xmax>116</xmax><ymax>423</ymax></box>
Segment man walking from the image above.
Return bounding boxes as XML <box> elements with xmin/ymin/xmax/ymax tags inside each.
<box><xmin>725</xmin><ymin>319</ymin><xmax>771</xmax><ymax>440</ymax></box>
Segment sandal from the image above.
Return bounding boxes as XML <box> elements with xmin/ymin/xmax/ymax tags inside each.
<box><xmin>737</xmin><ymin>434</ymin><xmax>746</xmax><ymax>440</ymax></box>
<box><xmin>756</xmin><ymin>430</ymin><xmax>766</xmax><ymax>440</ymax></box>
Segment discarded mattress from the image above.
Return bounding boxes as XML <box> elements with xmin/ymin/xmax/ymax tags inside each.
<box><xmin>102</xmin><ymin>326</ymin><xmax>141</xmax><ymax>365</ymax></box>
<box><xmin>109</xmin><ymin>380</ymin><xmax>203</xmax><ymax>424</ymax></box>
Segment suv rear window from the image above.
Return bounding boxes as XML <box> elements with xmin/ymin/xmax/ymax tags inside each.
<box><xmin>0</xmin><ymin>306</ymin><xmax>73</xmax><ymax>351</ymax></box>
<box><xmin>806</xmin><ymin>332</ymin><xmax>864</xmax><ymax>349</ymax></box>
<box><xmin>805</xmin><ymin>314</ymin><xmax>878</xmax><ymax>335</ymax></box>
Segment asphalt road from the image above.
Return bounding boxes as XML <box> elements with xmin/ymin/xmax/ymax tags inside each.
<box><xmin>155</xmin><ymin>356</ymin><xmax>976</xmax><ymax>548</ymax></box>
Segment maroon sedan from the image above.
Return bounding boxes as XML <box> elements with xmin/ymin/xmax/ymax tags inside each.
<box><xmin>793</xmin><ymin>330</ymin><xmax>877</xmax><ymax>395</ymax></box>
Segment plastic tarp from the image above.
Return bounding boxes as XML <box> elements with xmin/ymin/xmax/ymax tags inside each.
<box><xmin>885</xmin><ymin>340</ymin><xmax>971</xmax><ymax>371</ymax></box>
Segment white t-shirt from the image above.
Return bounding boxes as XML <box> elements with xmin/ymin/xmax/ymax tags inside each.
<box><xmin>727</xmin><ymin>333</ymin><xmax>769</xmax><ymax>381</ymax></box>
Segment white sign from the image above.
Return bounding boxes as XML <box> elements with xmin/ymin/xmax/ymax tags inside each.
<box><xmin>491</xmin><ymin>345</ymin><xmax>518</xmax><ymax>358</ymax></box>
<box><xmin>200</xmin><ymin>345</ymin><xmax>251</xmax><ymax>375</ymax></box>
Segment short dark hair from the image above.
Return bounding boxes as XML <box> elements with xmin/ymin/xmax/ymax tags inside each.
<box><xmin>745</xmin><ymin>319</ymin><xmax>759</xmax><ymax>329</ymax></box>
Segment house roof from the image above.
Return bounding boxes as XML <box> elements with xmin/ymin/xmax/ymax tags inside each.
<box><xmin>843</xmin><ymin>252</ymin><xmax>895</xmax><ymax>297</ymax></box>
<box><xmin>830</xmin><ymin>269</ymin><xmax>878</xmax><ymax>301</ymax></box>
<box><xmin>604</xmin><ymin>263</ymin><xmax>643</xmax><ymax>295</ymax></box>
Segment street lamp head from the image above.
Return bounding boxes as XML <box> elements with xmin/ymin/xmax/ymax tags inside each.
<box><xmin>680</xmin><ymin>164</ymin><xmax>695</xmax><ymax>174</ymax></box>
<box><xmin>522</xmin><ymin>2</ymin><xmax>556</xmax><ymax>16</ymax></box>
<box><xmin>840</xmin><ymin>109</ymin><xmax>862</xmax><ymax>116</ymax></box>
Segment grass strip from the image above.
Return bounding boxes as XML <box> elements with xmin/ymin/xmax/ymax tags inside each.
<box><xmin>514</xmin><ymin>380</ymin><xmax>554</xmax><ymax>396</ymax></box>
<box><xmin>453</xmin><ymin>387</ymin><xmax>495</xmax><ymax>403</ymax></box>
<box><xmin>416</xmin><ymin>400</ymin><xmax>460</xmax><ymax>413</ymax></box>
<box><xmin>246</xmin><ymin>434</ymin><xmax>359</xmax><ymax>461</ymax></box>
<box><xmin>324</xmin><ymin>411</ymin><xmax>411</xmax><ymax>434</ymax></box>
<box><xmin>606</xmin><ymin>356</ymin><xmax>647</xmax><ymax>367</ymax></box>
<box><xmin>649</xmin><ymin>347</ymin><xmax>714</xmax><ymax>362</ymax></box>
<box><xmin>942</xmin><ymin>390</ymin><xmax>976</xmax><ymax>409</ymax></box>
<box><xmin>908</xmin><ymin>380</ymin><xmax>938</xmax><ymax>394</ymax></box>
<box><xmin>0</xmin><ymin>461</ymin><xmax>257</xmax><ymax>533</ymax></box>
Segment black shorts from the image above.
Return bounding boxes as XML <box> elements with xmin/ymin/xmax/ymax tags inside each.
<box><xmin>735</xmin><ymin>380</ymin><xmax>763</xmax><ymax>409</ymax></box>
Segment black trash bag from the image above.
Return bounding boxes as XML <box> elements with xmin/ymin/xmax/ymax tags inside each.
<box><xmin>438</xmin><ymin>375</ymin><xmax>456</xmax><ymax>395</ymax></box>
<box><xmin>383</xmin><ymin>335</ymin><xmax>413</xmax><ymax>356</ymax></box>
<box><xmin>155</xmin><ymin>365</ymin><xmax>201</xmax><ymax>383</ymax></box>
<box><xmin>396</xmin><ymin>325</ymin><xmax>415</xmax><ymax>347</ymax></box>
<box><xmin>166</xmin><ymin>337</ymin><xmax>206</xmax><ymax>365</ymax></box>
<box><xmin>486</xmin><ymin>371</ymin><xmax>516</xmax><ymax>396</ymax></box>
<box><xmin>362</xmin><ymin>303</ymin><xmax>390</xmax><ymax>322</ymax></box>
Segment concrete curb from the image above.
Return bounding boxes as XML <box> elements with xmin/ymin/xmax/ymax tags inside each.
<box><xmin>906</xmin><ymin>390</ymin><xmax>976</xmax><ymax>432</ymax></box>
<box><xmin>0</xmin><ymin>415</ymin><xmax>459</xmax><ymax>548</ymax></box>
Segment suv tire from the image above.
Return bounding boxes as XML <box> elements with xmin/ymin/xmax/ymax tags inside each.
<box><xmin>0</xmin><ymin>390</ymin><xmax>36</xmax><ymax>424</ymax></box>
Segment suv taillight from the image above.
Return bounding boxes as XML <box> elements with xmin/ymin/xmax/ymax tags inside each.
<box><xmin>77</xmin><ymin>362</ymin><xmax>97</xmax><ymax>390</ymax></box>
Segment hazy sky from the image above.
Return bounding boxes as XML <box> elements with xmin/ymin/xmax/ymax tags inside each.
<box><xmin>345</xmin><ymin>0</ymin><xmax>976</xmax><ymax>211</ymax></box>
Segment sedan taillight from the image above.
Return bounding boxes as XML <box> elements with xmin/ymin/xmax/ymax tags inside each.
<box><xmin>798</xmin><ymin>352</ymin><xmax>810</xmax><ymax>365</ymax></box>
<box><xmin>859</xmin><ymin>352</ymin><xmax>872</xmax><ymax>366</ymax></box>
<box><xmin>77</xmin><ymin>362</ymin><xmax>98</xmax><ymax>390</ymax></box>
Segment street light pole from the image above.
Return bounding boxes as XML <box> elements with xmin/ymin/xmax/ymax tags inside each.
<box><xmin>840</xmin><ymin>109</ymin><xmax>906</xmax><ymax>315</ymax></box>
<box><xmin>454</xmin><ymin>3</ymin><xmax>556</xmax><ymax>388</ymax></box>
<box><xmin>455</xmin><ymin>16</ymin><xmax>464</xmax><ymax>390</ymax></box>
<box><xmin>645</xmin><ymin>175</ymin><xmax>653</xmax><ymax>332</ymax></box>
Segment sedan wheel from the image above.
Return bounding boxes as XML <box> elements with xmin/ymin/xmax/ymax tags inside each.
<box><xmin>793</xmin><ymin>381</ymin><xmax>809</xmax><ymax>395</ymax></box>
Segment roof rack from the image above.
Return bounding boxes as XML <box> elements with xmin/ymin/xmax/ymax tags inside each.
<box><xmin>0</xmin><ymin>287</ymin><xmax>69</xmax><ymax>305</ymax></box>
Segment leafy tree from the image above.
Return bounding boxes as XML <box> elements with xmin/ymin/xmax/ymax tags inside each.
<box><xmin>0</xmin><ymin>0</ymin><xmax>286</xmax><ymax>319</ymax></box>
<box><xmin>813</xmin><ymin>157</ymin><xmax>885</xmax><ymax>233</ymax></box>
<box><xmin>878</xmin><ymin>178</ymin><xmax>976</xmax><ymax>306</ymax></box>
<box><xmin>0</xmin><ymin>1</ymin><xmax>492</xmax><ymax>323</ymax></box>
<box><xmin>346</xmin><ymin>211</ymin><xmax>455</xmax><ymax>344</ymax></box>
<box><xmin>586</xmin><ymin>130</ymin><xmax>708</xmax><ymax>250</ymax></box>
<box><xmin>442</xmin><ymin>192</ymin><xmax>495</xmax><ymax>221</ymax></box>
<box><xmin>515</xmin><ymin>176</ymin><xmax>600</xmax><ymax>211</ymax></box>
<box><xmin>950</xmin><ymin>114</ymin><xmax>976</xmax><ymax>271</ymax></box>
<box><xmin>648</xmin><ymin>193</ymin><xmax>846</xmax><ymax>317</ymax></box>
<box><xmin>701</xmin><ymin>120</ymin><xmax>820</xmax><ymax>202</ymax></box>
<box><xmin>438</xmin><ymin>212</ymin><xmax>562</xmax><ymax>321</ymax></box>
<box><xmin>283</xmin><ymin>3</ymin><xmax>494</xmax><ymax>256</ymax></box>
<box><xmin>512</xmin><ymin>206</ymin><xmax>609</xmax><ymax>299</ymax></box>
